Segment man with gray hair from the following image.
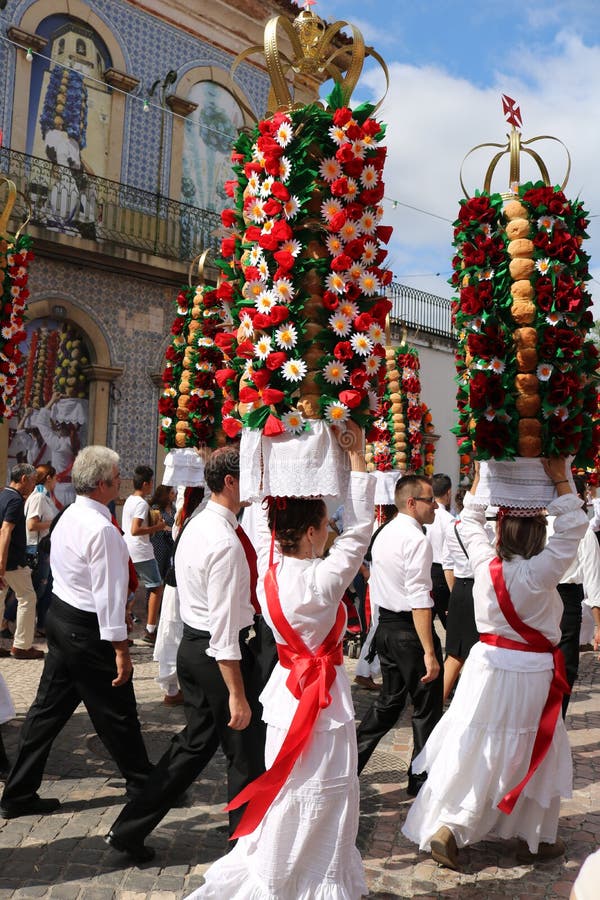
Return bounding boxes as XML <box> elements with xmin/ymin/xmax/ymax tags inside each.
<box><xmin>1</xmin><ymin>446</ymin><xmax>151</xmax><ymax>819</ymax></box>
<box><xmin>0</xmin><ymin>462</ymin><xmax>40</xmax><ymax>659</ymax></box>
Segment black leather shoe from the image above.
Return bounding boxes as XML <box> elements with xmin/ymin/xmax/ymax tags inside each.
<box><xmin>407</xmin><ymin>773</ymin><xmax>427</xmax><ymax>797</ymax></box>
<box><xmin>105</xmin><ymin>831</ymin><xmax>156</xmax><ymax>864</ymax></box>
<box><xmin>1</xmin><ymin>796</ymin><xmax>61</xmax><ymax>818</ymax></box>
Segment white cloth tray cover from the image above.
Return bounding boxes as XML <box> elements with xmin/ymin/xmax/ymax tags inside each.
<box><xmin>476</xmin><ymin>457</ymin><xmax>574</xmax><ymax>509</ymax></box>
<box><xmin>240</xmin><ymin>421</ymin><xmax>350</xmax><ymax>501</ymax></box>
<box><xmin>373</xmin><ymin>469</ymin><xmax>401</xmax><ymax>505</ymax></box>
<box><xmin>162</xmin><ymin>448</ymin><xmax>205</xmax><ymax>488</ymax></box>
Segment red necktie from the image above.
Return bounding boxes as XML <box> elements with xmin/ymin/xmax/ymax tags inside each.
<box><xmin>235</xmin><ymin>525</ymin><xmax>260</xmax><ymax>614</ymax></box>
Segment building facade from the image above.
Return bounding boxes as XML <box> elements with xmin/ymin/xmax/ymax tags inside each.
<box><xmin>0</xmin><ymin>0</ymin><xmax>324</xmax><ymax>486</ymax></box>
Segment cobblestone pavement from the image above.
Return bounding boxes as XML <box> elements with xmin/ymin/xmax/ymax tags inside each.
<box><xmin>0</xmin><ymin>624</ymin><xmax>598</xmax><ymax>899</ymax></box>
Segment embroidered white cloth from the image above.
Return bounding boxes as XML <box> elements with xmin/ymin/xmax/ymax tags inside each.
<box><xmin>372</xmin><ymin>469</ymin><xmax>399</xmax><ymax>505</ymax></box>
<box><xmin>240</xmin><ymin>421</ymin><xmax>350</xmax><ymax>501</ymax></box>
<box><xmin>476</xmin><ymin>457</ymin><xmax>575</xmax><ymax>509</ymax></box>
<box><xmin>162</xmin><ymin>449</ymin><xmax>205</xmax><ymax>488</ymax></box>
<box><xmin>51</xmin><ymin>398</ymin><xmax>88</xmax><ymax>425</ymax></box>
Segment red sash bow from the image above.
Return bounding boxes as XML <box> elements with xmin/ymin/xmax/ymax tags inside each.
<box><xmin>225</xmin><ymin>560</ymin><xmax>346</xmax><ymax>840</ymax></box>
<box><xmin>482</xmin><ymin>556</ymin><xmax>570</xmax><ymax>815</ymax></box>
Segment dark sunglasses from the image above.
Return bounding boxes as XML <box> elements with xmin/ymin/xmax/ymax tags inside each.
<box><xmin>413</xmin><ymin>496</ymin><xmax>435</xmax><ymax>504</ymax></box>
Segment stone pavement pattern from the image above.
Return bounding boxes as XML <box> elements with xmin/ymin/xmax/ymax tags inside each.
<box><xmin>0</xmin><ymin>627</ymin><xmax>598</xmax><ymax>899</ymax></box>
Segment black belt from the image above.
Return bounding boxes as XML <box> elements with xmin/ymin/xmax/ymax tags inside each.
<box><xmin>182</xmin><ymin>624</ymin><xmax>251</xmax><ymax>642</ymax></box>
<box><xmin>51</xmin><ymin>593</ymin><xmax>100</xmax><ymax>628</ymax></box>
<box><xmin>378</xmin><ymin>609</ymin><xmax>415</xmax><ymax>625</ymax></box>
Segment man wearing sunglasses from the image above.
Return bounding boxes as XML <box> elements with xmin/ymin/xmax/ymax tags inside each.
<box><xmin>356</xmin><ymin>475</ymin><xmax>444</xmax><ymax>797</ymax></box>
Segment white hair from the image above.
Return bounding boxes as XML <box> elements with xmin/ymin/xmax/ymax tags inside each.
<box><xmin>72</xmin><ymin>446</ymin><xmax>119</xmax><ymax>495</ymax></box>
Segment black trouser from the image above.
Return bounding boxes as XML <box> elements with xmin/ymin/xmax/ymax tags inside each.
<box><xmin>1</xmin><ymin>595</ymin><xmax>151</xmax><ymax>805</ymax></box>
<box><xmin>250</xmin><ymin>614</ymin><xmax>278</xmax><ymax>695</ymax></box>
<box><xmin>109</xmin><ymin>624</ymin><xmax>266</xmax><ymax>844</ymax></box>
<box><xmin>356</xmin><ymin>610</ymin><xmax>443</xmax><ymax>774</ymax></box>
<box><xmin>557</xmin><ymin>582</ymin><xmax>584</xmax><ymax>718</ymax></box>
<box><xmin>431</xmin><ymin>562</ymin><xmax>449</xmax><ymax>629</ymax></box>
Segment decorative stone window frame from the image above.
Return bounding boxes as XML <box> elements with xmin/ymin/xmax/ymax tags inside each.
<box><xmin>10</xmin><ymin>0</ymin><xmax>132</xmax><ymax>184</ymax></box>
<box><xmin>167</xmin><ymin>65</ymin><xmax>256</xmax><ymax>201</ymax></box>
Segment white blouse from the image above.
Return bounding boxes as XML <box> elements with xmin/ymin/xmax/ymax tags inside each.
<box><xmin>256</xmin><ymin>471</ymin><xmax>375</xmax><ymax>732</ymax></box>
<box><xmin>460</xmin><ymin>491</ymin><xmax>588</xmax><ymax>671</ymax></box>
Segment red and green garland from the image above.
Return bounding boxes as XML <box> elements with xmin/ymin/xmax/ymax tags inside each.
<box><xmin>366</xmin><ymin>341</ymin><xmax>435</xmax><ymax>475</ymax></box>
<box><xmin>210</xmin><ymin>87</ymin><xmax>393</xmax><ymax>438</ymax></box>
<box><xmin>159</xmin><ymin>283</ymin><xmax>226</xmax><ymax>449</ymax></box>
<box><xmin>0</xmin><ymin>235</ymin><xmax>33</xmax><ymax>420</ymax></box>
<box><xmin>452</xmin><ymin>181</ymin><xmax>599</xmax><ymax>465</ymax></box>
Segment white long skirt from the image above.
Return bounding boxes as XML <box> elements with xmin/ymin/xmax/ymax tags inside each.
<box><xmin>0</xmin><ymin>674</ymin><xmax>15</xmax><ymax>724</ymax></box>
<box><xmin>186</xmin><ymin>719</ymin><xmax>366</xmax><ymax>899</ymax></box>
<box><xmin>402</xmin><ymin>642</ymin><xmax>572</xmax><ymax>854</ymax></box>
<box><xmin>153</xmin><ymin>584</ymin><xmax>182</xmax><ymax>694</ymax></box>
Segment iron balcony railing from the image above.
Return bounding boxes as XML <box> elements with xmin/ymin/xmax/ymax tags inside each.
<box><xmin>388</xmin><ymin>280</ymin><xmax>455</xmax><ymax>341</ymax></box>
<box><xmin>0</xmin><ymin>147</ymin><xmax>222</xmax><ymax>261</ymax></box>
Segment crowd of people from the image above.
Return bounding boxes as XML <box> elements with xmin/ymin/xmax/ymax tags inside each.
<box><xmin>0</xmin><ymin>436</ymin><xmax>599</xmax><ymax>898</ymax></box>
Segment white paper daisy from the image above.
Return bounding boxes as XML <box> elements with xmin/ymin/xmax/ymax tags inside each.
<box><xmin>161</xmin><ymin>417</ymin><xmax>172</xmax><ymax>429</ymax></box>
<box><xmin>364</xmin><ymin>355</ymin><xmax>381</xmax><ymax>376</ymax></box>
<box><xmin>254</xmin><ymin>336</ymin><xmax>273</xmax><ymax>359</ymax></box>
<box><xmin>361</xmin><ymin>241</ymin><xmax>378</xmax><ymax>264</ymax></box>
<box><xmin>260</xmin><ymin>176</ymin><xmax>275</xmax><ymax>197</ymax></box>
<box><xmin>273</xmin><ymin>278</ymin><xmax>295</xmax><ymax>303</ymax></box>
<box><xmin>275</xmin><ymin>322</ymin><xmax>298</xmax><ymax>350</ymax></box>
<box><xmin>328</xmin><ymin>125</ymin><xmax>347</xmax><ymax>145</ymax></box>
<box><xmin>367</xmin><ymin>390</ymin><xmax>380</xmax><ymax>412</ymax></box>
<box><xmin>247</xmin><ymin>198</ymin><xmax>266</xmax><ymax>223</ymax></box>
<box><xmin>537</xmin><ymin>215</ymin><xmax>555</xmax><ymax>231</ymax></box>
<box><xmin>350</xmin><ymin>140</ymin><xmax>366</xmax><ymax>159</ymax></box>
<box><xmin>340</xmin><ymin>220</ymin><xmax>360</xmax><ymax>242</ymax></box>
<box><xmin>257</xmin><ymin>258</ymin><xmax>270</xmax><ymax>280</ymax></box>
<box><xmin>338</xmin><ymin>300</ymin><xmax>359</xmax><ymax>319</ymax></box>
<box><xmin>477</xmin><ymin>267</ymin><xmax>494</xmax><ymax>281</ymax></box>
<box><xmin>261</xmin><ymin>219</ymin><xmax>275</xmax><ymax>235</ymax></box>
<box><xmin>322</xmin><ymin>361</ymin><xmax>348</xmax><ymax>384</ymax></box>
<box><xmin>324</xmin><ymin>401</ymin><xmax>350</xmax><ymax>424</ymax></box>
<box><xmin>326</xmin><ymin>234</ymin><xmax>344</xmax><ymax>256</ymax></box>
<box><xmin>255</xmin><ymin>290</ymin><xmax>275</xmax><ymax>312</ymax></box>
<box><xmin>246</xmin><ymin>173</ymin><xmax>260</xmax><ymax>195</ymax></box>
<box><xmin>347</xmin><ymin>263</ymin><xmax>365</xmax><ymax>283</ymax></box>
<box><xmin>321</xmin><ymin>198</ymin><xmax>343</xmax><ymax>223</ymax></box>
<box><xmin>536</xmin><ymin>363</ymin><xmax>554</xmax><ymax>381</ymax></box>
<box><xmin>535</xmin><ymin>258</ymin><xmax>552</xmax><ymax>276</ymax></box>
<box><xmin>319</xmin><ymin>157</ymin><xmax>342</xmax><ymax>182</ymax></box>
<box><xmin>282</xmin><ymin>410</ymin><xmax>305</xmax><ymax>434</ymax></box>
<box><xmin>328</xmin><ymin>313</ymin><xmax>352</xmax><ymax>336</ymax></box>
<box><xmin>360</xmin><ymin>165</ymin><xmax>379</xmax><ymax>189</ymax></box>
<box><xmin>545</xmin><ymin>312</ymin><xmax>562</xmax><ymax>326</ymax></box>
<box><xmin>283</xmin><ymin>196</ymin><xmax>300</xmax><ymax>219</ymax></box>
<box><xmin>351</xmin><ymin>333</ymin><xmax>374</xmax><ymax>356</ymax></box>
<box><xmin>488</xmin><ymin>357</ymin><xmax>505</xmax><ymax>374</ymax></box>
<box><xmin>359</xmin><ymin>211</ymin><xmax>377</xmax><ymax>235</ymax></box>
<box><xmin>248</xmin><ymin>245</ymin><xmax>264</xmax><ymax>265</ymax></box>
<box><xmin>282</xmin><ymin>358</ymin><xmax>307</xmax><ymax>382</ymax></box>
<box><xmin>344</xmin><ymin>178</ymin><xmax>359</xmax><ymax>200</ymax></box>
<box><xmin>368</xmin><ymin>323</ymin><xmax>384</xmax><ymax>343</ymax></box>
<box><xmin>274</xmin><ymin>120</ymin><xmax>293</xmax><ymax>148</ymax></box>
<box><xmin>359</xmin><ymin>272</ymin><xmax>380</xmax><ymax>296</ymax></box>
<box><xmin>326</xmin><ymin>273</ymin><xmax>347</xmax><ymax>295</ymax></box>
<box><xmin>238</xmin><ymin>315</ymin><xmax>254</xmax><ymax>340</ymax></box>
<box><xmin>243</xmin><ymin>279</ymin><xmax>265</xmax><ymax>301</ymax></box>
<box><xmin>279</xmin><ymin>239</ymin><xmax>302</xmax><ymax>257</ymax></box>
<box><xmin>278</xmin><ymin>156</ymin><xmax>291</xmax><ymax>182</ymax></box>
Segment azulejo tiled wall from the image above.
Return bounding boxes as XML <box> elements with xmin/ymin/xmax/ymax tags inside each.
<box><xmin>28</xmin><ymin>255</ymin><xmax>174</xmax><ymax>478</ymax></box>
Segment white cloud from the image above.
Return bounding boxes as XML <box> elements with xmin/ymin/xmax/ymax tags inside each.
<box><xmin>360</xmin><ymin>33</ymin><xmax>600</xmax><ymax>308</ymax></box>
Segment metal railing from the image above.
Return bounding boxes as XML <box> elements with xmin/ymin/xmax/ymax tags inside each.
<box><xmin>388</xmin><ymin>280</ymin><xmax>455</xmax><ymax>340</ymax></box>
<box><xmin>0</xmin><ymin>147</ymin><xmax>222</xmax><ymax>261</ymax></box>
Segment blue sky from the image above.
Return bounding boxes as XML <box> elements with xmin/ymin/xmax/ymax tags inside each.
<box><xmin>293</xmin><ymin>0</ymin><xmax>600</xmax><ymax>306</ymax></box>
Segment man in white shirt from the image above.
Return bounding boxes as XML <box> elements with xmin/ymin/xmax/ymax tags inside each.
<box><xmin>107</xmin><ymin>446</ymin><xmax>265</xmax><ymax>863</ymax></box>
<box><xmin>1</xmin><ymin>446</ymin><xmax>151</xmax><ymax>819</ymax></box>
<box><xmin>122</xmin><ymin>465</ymin><xmax>169</xmax><ymax>644</ymax></box>
<box><xmin>550</xmin><ymin>475</ymin><xmax>600</xmax><ymax>716</ymax></box>
<box><xmin>426</xmin><ymin>473</ymin><xmax>454</xmax><ymax>629</ymax></box>
<box><xmin>356</xmin><ymin>475</ymin><xmax>444</xmax><ymax>797</ymax></box>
